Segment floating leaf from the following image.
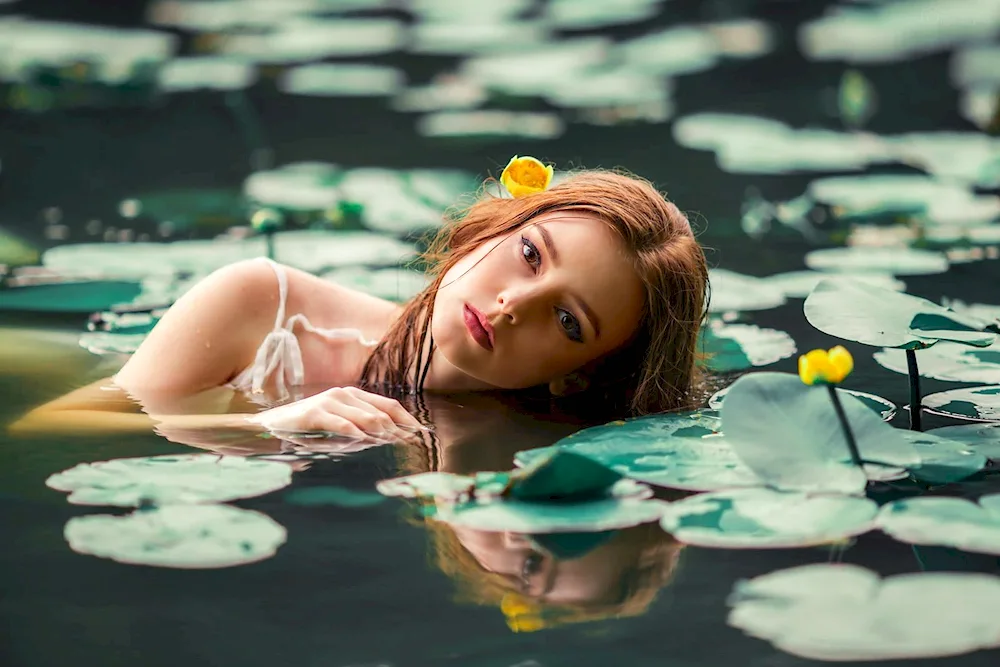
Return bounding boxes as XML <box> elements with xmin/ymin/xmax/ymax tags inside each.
<box><xmin>708</xmin><ymin>269</ymin><xmax>786</xmax><ymax>313</ymax></box>
<box><xmin>46</xmin><ymin>454</ymin><xmax>293</xmax><ymax>507</ymax></box>
<box><xmin>922</xmin><ymin>385</ymin><xmax>1000</xmax><ymax>422</ymax></box>
<box><xmin>925</xmin><ymin>423</ymin><xmax>1000</xmax><ymax>459</ymax></box>
<box><xmin>65</xmin><ymin>505</ymin><xmax>287</xmax><ymax>569</ymax></box>
<box><xmin>805</xmin><ymin>279</ymin><xmax>997</xmax><ymax>349</ymax></box>
<box><xmin>322</xmin><ymin>266</ymin><xmax>429</xmax><ymax>302</ymax></box>
<box><xmin>660</xmin><ymin>488</ymin><xmax>877</xmax><ymax>548</ymax></box>
<box><xmin>0</xmin><ymin>279</ymin><xmax>143</xmax><ymax>313</ymax></box>
<box><xmin>700</xmin><ymin>322</ymin><xmax>796</xmax><ymax>372</ymax></box>
<box><xmin>897</xmin><ymin>431</ymin><xmax>987</xmax><ymax>484</ymax></box>
<box><xmin>433</xmin><ymin>495</ymin><xmax>662</xmax><ymax>534</ymax></box>
<box><xmin>505</xmin><ymin>450</ymin><xmax>623</xmax><ymax>502</ymax></box>
<box><xmin>720</xmin><ymin>373</ymin><xmax>919</xmax><ymax>494</ymax></box>
<box><xmin>874</xmin><ymin>338</ymin><xmax>1000</xmax><ymax>383</ymax></box>
<box><xmin>728</xmin><ymin>564</ymin><xmax>1000</xmax><ymax>662</ymax></box>
<box><xmin>804</xmin><ymin>248</ymin><xmax>948</xmax><ymax>276</ymax></box>
<box><xmin>762</xmin><ymin>270</ymin><xmax>904</xmax><ymax>298</ymax></box>
<box><xmin>376</xmin><ymin>472</ymin><xmax>477</xmax><ymax>500</ymax></box>
<box><xmin>709</xmin><ymin>385</ymin><xmax>896</xmax><ymax>421</ymax></box>
<box><xmin>877</xmin><ymin>495</ymin><xmax>1000</xmax><ymax>555</ymax></box>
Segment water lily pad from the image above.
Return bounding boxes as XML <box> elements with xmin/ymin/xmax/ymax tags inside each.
<box><xmin>279</xmin><ymin>63</ymin><xmax>404</xmax><ymax>97</ymax></box>
<box><xmin>897</xmin><ymin>431</ymin><xmax>988</xmax><ymax>484</ymax></box>
<box><xmin>922</xmin><ymin>385</ymin><xmax>1000</xmax><ymax>422</ymax></box>
<box><xmin>0</xmin><ymin>279</ymin><xmax>143</xmax><ymax>313</ymax></box>
<box><xmin>64</xmin><ymin>505</ymin><xmax>287</xmax><ymax>569</ymax></box>
<box><xmin>708</xmin><ymin>269</ymin><xmax>786</xmax><ymax>313</ymax></box>
<box><xmin>720</xmin><ymin>372</ymin><xmax>920</xmax><ymax>494</ymax></box>
<box><xmin>47</xmin><ymin>454</ymin><xmax>293</xmax><ymax>507</ymax></box>
<box><xmin>874</xmin><ymin>338</ymin><xmax>1000</xmax><ymax>383</ymax></box>
<box><xmin>416</xmin><ymin>110</ymin><xmax>565</xmax><ymax>140</ymax></box>
<box><xmin>0</xmin><ymin>227</ymin><xmax>40</xmax><ymax>267</ymax></box>
<box><xmin>804</xmin><ymin>247</ymin><xmax>949</xmax><ymax>275</ymax></box>
<box><xmin>925</xmin><ymin>424</ymin><xmax>1000</xmax><ymax>459</ymax></box>
<box><xmin>808</xmin><ymin>174</ymin><xmax>974</xmax><ymax>218</ymax></box>
<box><xmin>709</xmin><ymin>385</ymin><xmax>897</xmax><ymax>421</ymax></box>
<box><xmin>224</xmin><ymin>18</ymin><xmax>404</xmax><ymax>62</ymax></box>
<box><xmin>877</xmin><ymin>495</ymin><xmax>1000</xmax><ymax>555</ymax></box>
<box><xmin>660</xmin><ymin>488</ymin><xmax>877</xmax><ymax>548</ymax></box>
<box><xmin>244</xmin><ymin>163</ymin><xmax>342</xmax><ymax>211</ymax></box>
<box><xmin>762</xmin><ymin>270</ymin><xmax>904</xmax><ymax>298</ymax></box>
<box><xmin>321</xmin><ymin>266</ymin><xmax>429</xmax><ymax>302</ymax></box>
<box><xmin>728</xmin><ymin>563</ymin><xmax>1000</xmax><ymax>662</ymax></box>
<box><xmin>376</xmin><ymin>472</ymin><xmax>478</xmax><ymax>500</ymax></box>
<box><xmin>546</xmin><ymin>0</ymin><xmax>660</xmax><ymax>30</ymax></box>
<box><xmin>158</xmin><ymin>57</ymin><xmax>256</xmax><ymax>92</ymax></box>
<box><xmin>700</xmin><ymin>322</ymin><xmax>796</xmax><ymax>372</ymax></box>
<box><xmin>804</xmin><ymin>279</ymin><xmax>997</xmax><ymax>349</ymax></box>
<box><xmin>433</xmin><ymin>495</ymin><xmax>662</xmax><ymax>534</ymax></box>
<box><xmin>506</xmin><ymin>450</ymin><xmax>624</xmax><ymax>502</ymax></box>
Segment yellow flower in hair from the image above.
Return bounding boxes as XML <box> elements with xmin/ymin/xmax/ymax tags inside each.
<box><xmin>798</xmin><ymin>346</ymin><xmax>854</xmax><ymax>385</ymax></box>
<box><xmin>501</xmin><ymin>593</ymin><xmax>546</xmax><ymax>633</ymax></box>
<box><xmin>500</xmin><ymin>155</ymin><xmax>554</xmax><ymax>198</ymax></box>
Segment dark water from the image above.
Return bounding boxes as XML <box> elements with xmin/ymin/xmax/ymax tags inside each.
<box><xmin>2</xmin><ymin>0</ymin><xmax>1000</xmax><ymax>665</ymax></box>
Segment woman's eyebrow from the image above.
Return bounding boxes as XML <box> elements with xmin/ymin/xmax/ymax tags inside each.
<box><xmin>537</xmin><ymin>224</ymin><xmax>603</xmax><ymax>339</ymax></box>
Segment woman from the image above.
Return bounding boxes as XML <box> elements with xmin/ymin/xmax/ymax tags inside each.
<box><xmin>12</xmin><ymin>167</ymin><xmax>708</xmax><ymax>439</ymax></box>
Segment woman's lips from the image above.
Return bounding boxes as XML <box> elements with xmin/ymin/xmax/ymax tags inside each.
<box><xmin>463</xmin><ymin>304</ymin><xmax>494</xmax><ymax>351</ymax></box>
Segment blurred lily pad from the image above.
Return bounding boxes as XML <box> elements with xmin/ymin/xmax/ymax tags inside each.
<box><xmin>804</xmin><ymin>248</ymin><xmax>948</xmax><ymax>276</ymax></box>
<box><xmin>321</xmin><ymin>266</ymin><xmax>429</xmax><ymax>302</ymax></box>
<box><xmin>728</xmin><ymin>563</ymin><xmax>1000</xmax><ymax>662</ymax></box>
<box><xmin>708</xmin><ymin>269</ymin><xmax>786</xmax><ymax>313</ymax></box>
<box><xmin>805</xmin><ymin>279</ymin><xmax>998</xmax><ymax>349</ymax></box>
<box><xmin>65</xmin><ymin>504</ymin><xmax>287</xmax><ymax>569</ymax></box>
<box><xmin>922</xmin><ymin>385</ymin><xmax>1000</xmax><ymax>422</ymax></box>
<box><xmin>0</xmin><ymin>227</ymin><xmax>40</xmax><ymax>267</ymax></box>
<box><xmin>433</xmin><ymin>494</ymin><xmax>661</xmax><ymax>534</ymax></box>
<box><xmin>700</xmin><ymin>322</ymin><xmax>796</xmax><ymax>372</ymax></box>
<box><xmin>129</xmin><ymin>188</ymin><xmax>246</xmax><ymax>230</ymax></box>
<box><xmin>925</xmin><ymin>424</ymin><xmax>1000</xmax><ymax>459</ymax></box>
<box><xmin>874</xmin><ymin>338</ymin><xmax>1000</xmax><ymax>383</ymax></box>
<box><xmin>0</xmin><ymin>279</ymin><xmax>142</xmax><ymax>313</ymax></box>
<box><xmin>47</xmin><ymin>454</ymin><xmax>292</xmax><ymax>507</ymax></box>
<box><xmin>710</xmin><ymin>385</ymin><xmax>897</xmax><ymax>421</ymax></box>
<box><xmin>877</xmin><ymin>495</ymin><xmax>1000</xmax><ymax>555</ymax></box>
<box><xmin>898</xmin><ymin>430</ymin><xmax>988</xmax><ymax>484</ymax></box>
<box><xmin>762</xmin><ymin>270</ymin><xmax>904</xmax><ymax>298</ymax></box>
<box><xmin>660</xmin><ymin>488</ymin><xmax>877</xmax><ymax>548</ymax></box>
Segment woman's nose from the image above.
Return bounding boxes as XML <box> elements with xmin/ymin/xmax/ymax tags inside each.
<box><xmin>497</xmin><ymin>284</ymin><xmax>542</xmax><ymax>324</ymax></box>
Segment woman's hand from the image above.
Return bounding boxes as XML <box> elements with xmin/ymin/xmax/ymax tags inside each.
<box><xmin>247</xmin><ymin>386</ymin><xmax>426</xmax><ymax>443</ymax></box>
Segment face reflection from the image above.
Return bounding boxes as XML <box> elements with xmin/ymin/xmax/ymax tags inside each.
<box><xmin>431</xmin><ymin>211</ymin><xmax>645</xmax><ymax>390</ymax></box>
<box><xmin>452</xmin><ymin>527</ymin><xmax>634</xmax><ymax>604</ymax></box>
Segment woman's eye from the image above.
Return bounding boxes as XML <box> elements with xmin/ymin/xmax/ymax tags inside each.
<box><xmin>520</xmin><ymin>236</ymin><xmax>541</xmax><ymax>269</ymax></box>
<box><xmin>557</xmin><ymin>308</ymin><xmax>583</xmax><ymax>342</ymax></box>
<box><xmin>522</xmin><ymin>551</ymin><xmax>544</xmax><ymax>582</ymax></box>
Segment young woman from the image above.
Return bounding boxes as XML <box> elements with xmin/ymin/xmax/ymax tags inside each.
<box><xmin>12</xmin><ymin>168</ymin><xmax>708</xmax><ymax>440</ymax></box>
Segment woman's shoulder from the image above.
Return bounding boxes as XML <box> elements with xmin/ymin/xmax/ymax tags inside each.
<box><xmin>280</xmin><ymin>262</ymin><xmax>401</xmax><ymax>330</ymax></box>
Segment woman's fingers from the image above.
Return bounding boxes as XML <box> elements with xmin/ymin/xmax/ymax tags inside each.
<box><xmin>342</xmin><ymin>387</ymin><xmax>425</xmax><ymax>430</ymax></box>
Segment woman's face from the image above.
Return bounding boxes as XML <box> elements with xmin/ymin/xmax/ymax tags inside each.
<box><xmin>431</xmin><ymin>211</ymin><xmax>645</xmax><ymax>390</ymax></box>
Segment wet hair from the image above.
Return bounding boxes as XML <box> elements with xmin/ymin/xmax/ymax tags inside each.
<box><xmin>359</xmin><ymin>169</ymin><xmax>709</xmax><ymax>418</ymax></box>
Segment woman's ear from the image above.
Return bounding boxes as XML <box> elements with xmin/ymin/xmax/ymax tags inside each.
<box><xmin>548</xmin><ymin>371</ymin><xmax>590</xmax><ymax>397</ymax></box>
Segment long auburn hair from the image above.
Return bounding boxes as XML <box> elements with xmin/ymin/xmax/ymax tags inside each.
<box><xmin>359</xmin><ymin>169</ymin><xmax>709</xmax><ymax>417</ymax></box>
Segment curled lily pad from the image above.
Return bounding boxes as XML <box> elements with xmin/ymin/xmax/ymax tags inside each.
<box><xmin>804</xmin><ymin>248</ymin><xmax>948</xmax><ymax>276</ymax></box>
<box><xmin>709</xmin><ymin>385</ymin><xmax>896</xmax><ymax>421</ymax></box>
<box><xmin>874</xmin><ymin>339</ymin><xmax>1000</xmax><ymax>383</ymax></box>
<box><xmin>925</xmin><ymin>424</ymin><xmax>1000</xmax><ymax>460</ymax></box>
<box><xmin>877</xmin><ymin>495</ymin><xmax>1000</xmax><ymax>555</ymax></box>
<box><xmin>728</xmin><ymin>564</ymin><xmax>1000</xmax><ymax>662</ymax></box>
<box><xmin>432</xmin><ymin>494</ymin><xmax>662</xmax><ymax>534</ymax></box>
<box><xmin>660</xmin><ymin>488</ymin><xmax>877</xmax><ymax>548</ymax></box>
<box><xmin>707</xmin><ymin>269</ymin><xmax>786</xmax><ymax>313</ymax></box>
<box><xmin>805</xmin><ymin>279</ymin><xmax>998</xmax><ymax>349</ymax></box>
<box><xmin>46</xmin><ymin>454</ymin><xmax>293</xmax><ymax>507</ymax></box>
<box><xmin>64</xmin><ymin>505</ymin><xmax>287</xmax><ymax>569</ymax></box>
<box><xmin>922</xmin><ymin>385</ymin><xmax>1000</xmax><ymax>422</ymax></box>
<box><xmin>720</xmin><ymin>373</ymin><xmax>919</xmax><ymax>494</ymax></box>
<box><xmin>700</xmin><ymin>322</ymin><xmax>797</xmax><ymax>372</ymax></box>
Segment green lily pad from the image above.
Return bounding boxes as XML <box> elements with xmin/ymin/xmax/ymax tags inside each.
<box><xmin>728</xmin><ymin>564</ymin><xmax>1000</xmax><ymax>662</ymax></box>
<box><xmin>874</xmin><ymin>339</ymin><xmax>1000</xmax><ymax>383</ymax></box>
<box><xmin>804</xmin><ymin>279</ymin><xmax>998</xmax><ymax>349</ymax></box>
<box><xmin>0</xmin><ymin>227</ymin><xmax>40</xmax><ymax>267</ymax></box>
<box><xmin>708</xmin><ymin>269</ymin><xmax>786</xmax><ymax>313</ymax></box>
<box><xmin>47</xmin><ymin>454</ymin><xmax>293</xmax><ymax>507</ymax></box>
<box><xmin>720</xmin><ymin>372</ymin><xmax>920</xmax><ymax>494</ymax></box>
<box><xmin>762</xmin><ymin>270</ymin><xmax>904</xmax><ymax>298</ymax></box>
<box><xmin>0</xmin><ymin>279</ymin><xmax>143</xmax><ymax>313</ymax></box>
<box><xmin>157</xmin><ymin>57</ymin><xmax>256</xmax><ymax>92</ymax></box>
<box><xmin>433</xmin><ymin>495</ymin><xmax>662</xmax><ymax>534</ymax></box>
<box><xmin>808</xmin><ymin>175</ymin><xmax>971</xmax><ymax>218</ymax></box>
<box><xmin>709</xmin><ymin>385</ymin><xmax>897</xmax><ymax>421</ymax></box>
<box><xmin>877</xmin><ymin>495</ymin><xmax>1000</xmax><ymax>555</ymax></box>
<box><xmin>804</xmin><ymin>248</ymin><xmax>949</xmax><ymax>276</ymax></box>
<box><xmin>376</xmin><ymin>472</ymin><xmax>479</xmax><ymax>500</ymax></box>
<box><xmin>244</xmin><ymin>163</ymin><xmax>343</xmax><ymax>211</ymax></box>
<box><xmin>897</xmin><ymin>431</ymin><xmax>988</xmax><ymax>484</ymax></box>
<box><xmin>64</xmin><ymin>505</ymin><xmax>287</xmax><ymax>569</ymax></box>
<box><xmin>922</xmin><ymin>385</ymin><xmax>1000</xmax><ymax>422</ymax></box>
<box><xmin>416</xmin><ymin>110</ymin><xmax>565</xmax><ymax>140</ymax></box>
<box><xmin>700</xmin><ymin>322</ymin><xmax>797</xmax><ymax>372</ymax></box>
<box><xmin>280</xmin><ymin>63</ymin><xmax>404</xmax><ymax>96</ymax></box>
<box><xmin>660</xmin><ymin>488</ymin><xmax>877</xmax><ymax>548</ymax></box>
<box><xmin>925</xmin><ymin>424</ymin><xmax>1000</xmax><ymax>459</ymax></box>
<box><xmin>505</xmin><ymin>450</ymin><xmax>623</xmax><ymax>502</ymax></box>
<box><xmin>129</xmin><ymin>188</ymin><xmax>246</xmax><ymax>230</ymax></box>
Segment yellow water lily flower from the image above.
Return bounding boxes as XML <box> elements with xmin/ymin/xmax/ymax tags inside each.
<box><xmin>501</xmin><ymin>593</ymin><xmax>546</xmax><ymax>632</ymax></box>
<box><xmin>798</xmin><ymin>345</ymin><xmax>854</xmax><ymax>385</ymax></box>
<box><xmin>500</xmin><ymin>155</ymin><xmax>554</xmax><ymax>198</ymax></box>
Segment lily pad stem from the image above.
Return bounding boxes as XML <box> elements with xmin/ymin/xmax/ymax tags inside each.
<box><xmin>906</xmin><ymin>349</ymin><xmax>922</xmax><ymax>432</ymax></box>
<box><xmin>827</xmin><ymin>385</ymin><xmax>864</xmax><ymax>469</ymax></box>
<box><xmin>265</xmin><ymin>231</ymin><xmax>275</xmax><ymax>261</ymax></box>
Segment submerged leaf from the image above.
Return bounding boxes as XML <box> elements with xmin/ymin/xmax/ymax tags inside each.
<box><xmin>46</xmin><ymin>454</ymin><xmax>293</xmax><ymax>507</ymax></box>
<box><xmin>660</xmin><ymin>488</ymin><xmax>877</xmax><ymax>548</ymax></box>
<box><xmin>728</xmin><ymin>564</ymin><xmax>1000</xmax><ymax>661</ymax></box>
<box><xmin>65</xmin><ymin>505</ymin><xmax>287</xmax><ymax>569</ymax></box>
<box><xmin>804</xmin><ymin>279</ymin><xmax>997</xmax><ymax>349</ymax></box>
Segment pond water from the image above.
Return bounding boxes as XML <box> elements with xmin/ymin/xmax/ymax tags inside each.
<box><xmin>2</xmin><ymin>0</ymin><xmax>1000</xmax><ymax>665</ymax></box>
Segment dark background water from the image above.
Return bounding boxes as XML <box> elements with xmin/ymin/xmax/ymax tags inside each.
<box><xmin>2</xmin><ymin>0</ymin><xmax>1000</xmax><ymax>665</ymax></box>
